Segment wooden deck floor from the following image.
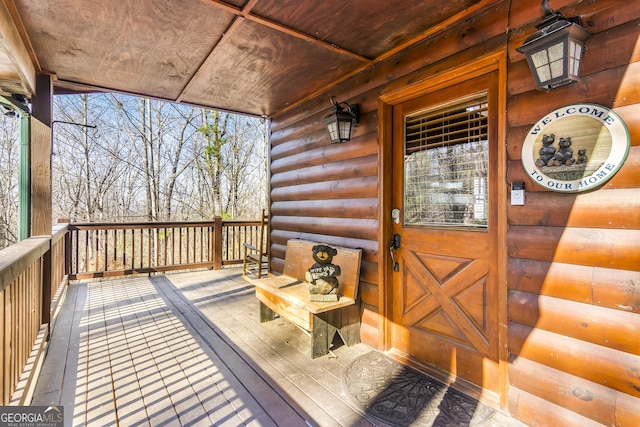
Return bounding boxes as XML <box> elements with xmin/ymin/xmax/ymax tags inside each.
<box><xmin>31</xmin><ymin>268</ymin><xmax>525</xmax><ymax>427</ymax></box>
<box><xmin>32</xmin><ymin>269</ymin><xmax>380</xmax><ymax>426</ymax></box>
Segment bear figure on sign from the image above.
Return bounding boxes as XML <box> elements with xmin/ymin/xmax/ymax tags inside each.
<box><xmin>536</xmin><ymin>134</ymin><xmax>556</xmax><ymax>167</ymax></box>
<box><xmin>553</xmin><ymin>137</ymin><xmax>576</xmax><ymax>166</ymax></box>
<box><xmin>577</xmin><ymin>148</ymin><xmax>588</xmax><ymax>164</ymax></box>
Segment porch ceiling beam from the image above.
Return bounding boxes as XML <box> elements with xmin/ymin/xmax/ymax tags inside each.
<box><xmin>244</xmin><ymin>15</ymin><xmax>373</xmax><ymax>63</ymax></box>
<box><xmin>53</xmin><ymin>76</ymin><xmax>254</xmax><ymax>118</ymax></box>
<box><xmin>178</xmin><ymin>0</ymin><xmax>375</xmax><ymax>107</ymax></box>
<box><xmin>175</xmin><ymin>14</ymin><xmax>243</xmax><ymax>106</ymax></box>
<box><xmin>270</xmin><ymin>0</ymin><xmax>502</xmax><ymax>119</ymax></box>
<box><xmin>0</xmin><ymin>0</ymin><xmax>36</xmax><ymax>96</ymax></box>
<box><xmin>204</xmin><ymin>0</ymin><xmax>372</xmax><ymax>63</ymax></box>
<box><xmin>176</xmin><ymin>0</ymin><xmax>254</xmax><ymax>105</ymax></box>
<box><xmin>179</xmin><ymin>0</ymin><xmax>373</xmax><ymax>106</ymax></box>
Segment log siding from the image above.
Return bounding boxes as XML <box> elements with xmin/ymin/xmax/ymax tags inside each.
<box><xmin>268</xmin><ymin>1</ymin><xmax>640</xmax><ymax>425</ymax></box>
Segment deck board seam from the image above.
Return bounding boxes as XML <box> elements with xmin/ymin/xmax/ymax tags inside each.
<box><xmin>150</xmin><ymin>275</ymin><xmax>291</xmax><ymax>426</ymax></box>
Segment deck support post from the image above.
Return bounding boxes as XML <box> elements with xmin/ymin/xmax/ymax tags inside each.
<box><xmin>32</xmin><ymin>73</ymin><xmax>54</xmax><ymax>325</ymax></box>
<box><xmin>213</xmin><ymin>216</ymin><xmax>223</xmax><ymax>270</ymax></box>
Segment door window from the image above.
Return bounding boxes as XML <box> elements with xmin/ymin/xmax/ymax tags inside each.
<box><xmin>404</xmin><ymin>92</ymin><xmax>489</xmax><ymax>228</ymax></box>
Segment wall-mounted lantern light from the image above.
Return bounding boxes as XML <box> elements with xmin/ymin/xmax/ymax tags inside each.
<box><xmin>323</xmin><ymin>96</ymin><xmax>359</xmax><ymax>143</ymax></box>
<box><xmin>516</xmin><ymin>0</ymin><xmax>590</xmax><ymax>91</ymax></box>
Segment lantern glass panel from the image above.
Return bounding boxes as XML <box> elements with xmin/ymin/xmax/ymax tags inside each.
<box><xmin>531</xmin><ymin>50</ymin><xmax>551</xmax><ymax>82</ymax></box>
<box><xmin>569</xmin><ymin>40</ymin><xmax>582</xmax><ymax>75</ymax></box>
<box><xmin>338</xmin><ymin>120</ymin><xmax>352</xmax><ymax>141</ymax></box>
<box><xmin>548</xmin><ymin>41</ymin><xmax>565</xmax><ymax>79</ymax></box>
<box><xmin>550</xmin><ymin>58</ymin><xmax>564</xmax><ymax>78</ymax></box>
<box><xmin>326</xmin><ymin>120</ymin><xmax>339</xmax><ymax>142</ymax></box>
<box><xmin>548</xmin><ymin>41</ymin><xmax>564</xmax><ymax>62</ymax></box>
<box><xmin>531</xmin><ymin>49</ymin><xmax>549</xmax><ymax>68</ymax></box>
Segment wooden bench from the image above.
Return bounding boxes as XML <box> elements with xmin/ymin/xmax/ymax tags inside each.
<box><xmin>248</xmin><ymin>239</ymin><xmax>362</xmax><ymax>358</ymax></box>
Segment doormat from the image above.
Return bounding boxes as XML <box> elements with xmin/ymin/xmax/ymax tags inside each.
<box><xmin>342</xmin><ymin>351</ymin><xmax>496</xmax><ymax>426</ymax></box>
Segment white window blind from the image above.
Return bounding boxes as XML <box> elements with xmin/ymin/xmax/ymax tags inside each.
<box><xmin>404</xmin><ymin>92</ymin><xmax>489</xmax><ymax>228</ymax></box>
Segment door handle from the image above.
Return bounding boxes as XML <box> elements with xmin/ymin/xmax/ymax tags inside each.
<box><xmin>390</xmin><ymin>234</ymin><xmax>400</xmax><ymax>272</ymax></box>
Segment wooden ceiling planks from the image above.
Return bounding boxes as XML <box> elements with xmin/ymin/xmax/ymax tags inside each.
<box><xmin>13</xmin><ymin>0</ymin><xmax>232</xmax><ymax>99</ymax></box>
<box><xmin>250</xmin><ymin>0</ymin><xmax>476</xmax><ymax>59</ymax></box>
<box><xmin>179</xmin><ymin>18</ymin><xmax>364</xmax><ymax>116</ymax></box>
<box><xmin>2</xmin><ymin>0</ymin><xmax>492</xmax><ymax>116</ymax></box>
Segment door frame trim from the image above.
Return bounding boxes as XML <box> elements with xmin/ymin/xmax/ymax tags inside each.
<box><xmin>376</xmin><ymin>50</ymin><xmax>509</xmax><ymax>408</ymax></box>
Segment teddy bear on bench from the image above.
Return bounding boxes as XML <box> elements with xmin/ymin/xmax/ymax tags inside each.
<box><xmin>305</xmin><ymin>244</ymin><xmax>342</xmax><ymax>302</ymax></box>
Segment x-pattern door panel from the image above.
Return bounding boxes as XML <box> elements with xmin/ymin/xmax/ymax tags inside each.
<box><xmin>399</xmin><ymin>248</ymin><xmax>490</xmax><ymax>355</ymax></box>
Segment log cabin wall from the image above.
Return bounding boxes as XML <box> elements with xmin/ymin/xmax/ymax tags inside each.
<box><xmin>269</xmin><ymin>0</ymin><xmax>513</xmax><ymax>350</ymax></box>
<box><xmin>505</xmin><ymin>1</ymin><xmax>640</xmax><ymax>426</ymax></box>
<box><xmin>269</xmin><ymin>0</ymin><xmax>639</xmax><ymax>425</ymax></box>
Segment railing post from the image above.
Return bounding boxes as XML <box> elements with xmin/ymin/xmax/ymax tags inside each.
<box><xmin>58</xmin><ymin>218</ymin><xmax>71</xmax><ymax>276</ymax></box>
<box><xmin>214</xmin><ymin>216</ymin><xmax>223</xmax><ymax>270</ymax></box>
<box><xmin>41</xmin><ymin>241</ymin><xmax>52</xmax><ymax>325</ymax></box>
<box><xmin>64</xmin><ymin>230</ymin><xmax>71</xmax><ymax>276</ymax></box>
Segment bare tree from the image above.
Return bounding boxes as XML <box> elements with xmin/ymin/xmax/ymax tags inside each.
<box><xmin>223</xmin><ymin>115</ymin><xmax>267</xmax><ymax>218</ymax></box>
<box><xmin>113</xmin><ymin>95</ymin><xmax>202</xmax><ymax>221</ymax></box>
<box><xmin>191</xmin><ymin>111</ymin><xmax>267</xmax><ymax>219</ymax></box>
<box><xmin>48</xmin><ymin>93</ymin><xmax>267</xmax><ymax>225</ymax></box>
<box><xmin>160</xmin><ymin>104</ymin><xmax>200</xmax><ymax>220</ymax></box>
<box><xmin>0</xmin><ymin>114</ymin><xmax>20</xmax><ymax>248</ymax></box>
<box><xmin>53</xmin><ymin>94</ymin><xmax>126</xmax><ymax>222</ymax></box>
<box><xmin>195</xmin><ymin>110</ymin><xmax>229</xmax><ymax>216</ymax></box>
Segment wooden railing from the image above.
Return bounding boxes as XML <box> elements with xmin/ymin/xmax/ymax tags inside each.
<box><xmin>0</xmin><ymin>222</ymin><xmax>70</xmax><ymax>405</ymax></box>
<box><xmin>49</xmin><ymin>223</ymin><xmax>70</xmax><ymax>319</ymax></box>
<box><xmin>222</xmin><ymin>219</ymin><xmax>267</xmax><ymax>266</ymax></box>
<box><xmin>0</xmin><ymin>237</ymin><xmax>48</xmax><ymax>404</ymax></box>
<box><xmin>67</xmin><ymin>218</ymin><xmax>264</xmax><ymax>279</ymax></box>
<box><xmin>0</xmin><ymin>217</ymin><xmax>263</xmax><ymax>403</ymax></box>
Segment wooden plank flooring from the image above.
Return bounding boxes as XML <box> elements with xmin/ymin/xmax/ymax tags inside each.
<box><xmin>31</xmin><ymin>268</ymin><xmax>526</xmax><ymax>427</ymax></box>
<box><xmin>31</xmin><ymin>269</ymin><xmax>379</xmax><ymax>426</ymax></box>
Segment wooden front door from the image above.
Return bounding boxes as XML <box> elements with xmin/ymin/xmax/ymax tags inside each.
<box><xmin>389</xmin><ymin>71</ymin><xmax>500</xmax><ymax>392</ymax></box>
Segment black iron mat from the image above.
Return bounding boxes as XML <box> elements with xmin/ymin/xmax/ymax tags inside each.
<box><xmin>342</xmin><ymin>351</ymin><xmax>497</xmax><ymax>427</ymax></box>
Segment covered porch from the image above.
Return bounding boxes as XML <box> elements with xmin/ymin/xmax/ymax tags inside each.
<box><xmin>2</xmin><ymin>0</ymin><xmax>639</xmax><ymax>425</ymax></box>
<box><xmin>31</xmin><ymin>268</ymin><xmax>523</xmax><ymax>426</ymax></box>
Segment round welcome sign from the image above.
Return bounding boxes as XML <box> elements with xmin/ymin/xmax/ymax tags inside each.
<box><xmin>521</xmin><ymin>104</ymin><xmax>630</xmax><ymax>193</ymax></box>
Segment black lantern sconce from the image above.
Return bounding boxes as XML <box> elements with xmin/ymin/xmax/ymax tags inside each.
<box><xmin>516</xmin><ymin>0</ymin><xmax>590</xmax><ymax>91</ymax></box>
<box><xmin>323</xmin><ymin>96</ymin><xmax>359</xmax><ymax>143</ymax></box>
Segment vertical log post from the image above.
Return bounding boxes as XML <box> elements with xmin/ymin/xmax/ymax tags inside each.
<box><xmin>213</xmin><ymin>216</ymin><xmax>223</xmax><ymax>270</ymax></box>
<box><xmin>32</xmin><ymin>73</ymin><xmax>53</xmax><ymax>327</ymax></box>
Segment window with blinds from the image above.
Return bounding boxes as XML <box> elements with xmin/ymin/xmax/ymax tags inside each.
<box><xmin>404</xmin><ymin>92</ymin><xmax>489</xmax><ymax>228</ymax></box>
